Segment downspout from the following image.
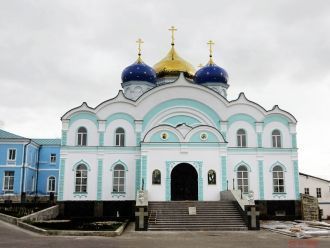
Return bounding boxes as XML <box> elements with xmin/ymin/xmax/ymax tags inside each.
<box><xmin>35</xmin><ymin>144</ymin><xmax>41</xmax><ymax>200</ymax></box>
<box><xmin>21</xmin><ymin>139</ymin><xmax>31</xmax><ymax>197</ymax></box>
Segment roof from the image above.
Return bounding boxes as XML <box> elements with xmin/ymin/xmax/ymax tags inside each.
<box><xmin>0</xmin><ymin>129</ymin><xmax>27</xmax><ymax>139</ymax></box>
<box><xmin>299</xmin><ymin>172</ymin><xmax>330</xmax><ymax>183</ymax></box>
<box><xmin>33</xmin><ymin>139</ymin><xmax>61</xmax><ymax>146</ymax></box>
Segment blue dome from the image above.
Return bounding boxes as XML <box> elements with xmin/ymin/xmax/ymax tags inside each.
<box><xmin>121</xmin><ymin>60</ymin><xmax>157</xmax><ymax>84</ymax></box>
<box><xmin>194</xmin><ymin>62</ymin><xmax>228</xmax><ymax>84</ymax></box>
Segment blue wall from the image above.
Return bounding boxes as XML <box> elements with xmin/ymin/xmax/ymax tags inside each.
<box><xmin>0</xmin><ymin>137</ymin><xmax>60</xmax><ymax>198</ymax></box>
<box><xmin>0</xmin><ymin>167</ymin><xmax>22</xmax><ymax>195</ymax></box>
<box><xmin>0</xmin><ymin>144</ymin><xmax>24</xmax><ymax>165</ymax></box>
<box><xmin>37</xmin><ymin>145</ymin><xmax>60</xmax><ymax>195</ymax></box>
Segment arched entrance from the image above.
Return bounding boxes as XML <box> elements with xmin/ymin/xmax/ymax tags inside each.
<box><xmin>171</xmin><ymin>163</ymin><xmax>198</xmax><ymax>201</ymax></box>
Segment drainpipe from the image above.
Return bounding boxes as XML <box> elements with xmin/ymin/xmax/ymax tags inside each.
<box><xmin>21</xmin><ymin>139</ymin><xmax>31</xmax><ymax>201</ymax></box>
<box><xmin>35</xmin><ymin>144</ymin><xmax>41</xmax><ymax>200</ymax></box>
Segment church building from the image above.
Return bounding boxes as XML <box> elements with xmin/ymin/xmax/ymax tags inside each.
<box><xmin>59</xmin><ymin>27</ymin><xmax>299</xmax><ymax>217</ymax></box>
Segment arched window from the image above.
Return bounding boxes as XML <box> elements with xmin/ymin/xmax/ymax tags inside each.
<box><xmin>272</xmin><ymin>130</ymin><xmax>281</xmax><ymax>148</ymax></box>
<box><xmin>273</xmin><ymin>165</ymin><xmax>284</xmax><ymax>193</ymax></box>
<box><xmin>47</xmin><ymin>176</ymin><xmax>56</xmax><ymax>192</ymax></box>
<box><xmin>152</xmin><ymin>170</ymin><xmax>161</xmax><ymax>185</ymax></box>
<box><xmin>77</xmin><ymin>127</ymin><xmax>87</xmax><ymax>146</ymax></box>
<box><xmin>113</xmin><ymin>164</ymin><xmax>125</xmax><ymax>193</ymax></box>
<box><xmin>208</xmin><ymin>170</ymin><xmax>216</xmax><ymax>185</ymax></box>
<box><xmin>115</xmin><ymin>128</ymin><xmax>125</xmax><ymax>146</ymax></box>
<box><xmin>75</xmin><ymin>164</ymin><xmax>87</xmax><ymax>193</ymax></box>
<box><xmin>237</xmin><ymin>165</ymin><xmax>249</xmax><ymax>193</ymax></box>
<box><xmin>237</xmin><ymin>129</ymin><xmax>247</xmax><ymax>147</ymax></box>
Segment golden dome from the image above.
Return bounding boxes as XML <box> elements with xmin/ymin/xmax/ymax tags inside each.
<box><xmin>153</xmin><ymin>46</ymin><xmax>196</xmax><ymax>78</ymax></box>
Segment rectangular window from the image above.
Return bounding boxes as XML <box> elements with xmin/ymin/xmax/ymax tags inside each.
<box><xmin>115</xmin><ymin>133</ymin><xmax>125</xmax><ymax>146</ymax></box>
<box><xmin>316</xmin><ymin>188</ymin><xmax>322</xmax><ymax>198</ymax></box>
<box><xmin>304</xmin><ymin>188</ymin><xmax>309</xmax><ymax>195</ymax></box>
<box><xmin>272</xmin><ymin>135</ymin><xmax>282</xmax><ymax>148</ymax></box>
<box><xmin>77</xmin><ymin>133</ymin><xmax>87</xmax><ymax>146</ymax></box>
<box><xmin>8</xmin><ymin>149</ymin><xmax>16</xmax><ymax>161</ymax></box>
<box><xmin>50</xmin><ymin>154</ymin><xmax>56</xmax><ymax>164</ymax></box>
<box><xmin>3</xmin><ymin>171</ymin><xmax>14</xmax><ymax>192</ymax></box>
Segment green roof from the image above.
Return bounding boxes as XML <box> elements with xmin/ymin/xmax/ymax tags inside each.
<box><xmin>0</xmin><ymin>129</ymin><xmax>27</xmax><ymax>139</ymax></box>
<box><xmin>33</xmin><ymin>139</ymin><xmax>61</xmax><ymax>146</ymax></box>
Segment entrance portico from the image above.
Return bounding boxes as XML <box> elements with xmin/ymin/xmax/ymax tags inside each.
<box><xmin>171</xmin><ymin>163</ymin><xmax>198</xmax><ymax>201</ymax></box>
<box><xmin>165</xmin><ymin>161</ymin><xmax>203</xmax><ymax>201</ymax></box>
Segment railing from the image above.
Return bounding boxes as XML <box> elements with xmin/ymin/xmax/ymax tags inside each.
<box><xmin>148</xmin><ymin>210</ymin><xmax>157</xmax><ymax>224</ymax></box>
<box><xmin>221</xmin><ymin>189</ymin><xmax>260</xmax><ymax>230</ymax></box>
<box><xmin>220</xmin><ymin>190</ymin><xmax>255</xmax><ymax>228</ymax></box>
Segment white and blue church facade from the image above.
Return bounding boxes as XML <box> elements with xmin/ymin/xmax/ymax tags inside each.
<box><xmin>58</xmin><ymin>31</ymin><xmax>299</xmax><ymax>216</ymax></box>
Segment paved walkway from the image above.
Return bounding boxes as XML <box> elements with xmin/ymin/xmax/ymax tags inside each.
<box><xmin>0</xmin><ymin>220</ymin><xmax>329</xmax><ymax>248</ymax></box>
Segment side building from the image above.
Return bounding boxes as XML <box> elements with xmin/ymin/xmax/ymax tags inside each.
<box><xmin>0</xmin><ymin>129</ymin><xmax>60</xmax><ymax>202</ymax></box>
<box><xmin>299</xmin><ymin>172</ymin><xmax>330</xmax><ymax>219</ymax></box>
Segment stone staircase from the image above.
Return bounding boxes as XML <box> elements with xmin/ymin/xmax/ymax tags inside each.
<box><xmin>148</xmin><ymin>201</ymin><xmax>248</xmax><ymax>231</ymax></box>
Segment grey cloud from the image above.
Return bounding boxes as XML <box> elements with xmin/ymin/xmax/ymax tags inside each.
<box><xmin>0</xmin><ymin>0</ymin><xmax>329</xmax><ymax>179</ymax></box>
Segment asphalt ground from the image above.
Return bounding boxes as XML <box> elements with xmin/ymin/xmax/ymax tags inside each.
<box><xmin>1</xmin><ymin>221</ymin><xmax>329</xmax><ymax>248</ymax></box>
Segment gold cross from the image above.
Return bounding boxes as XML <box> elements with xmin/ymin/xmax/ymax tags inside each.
<box><xmin>136</xmin><ymin>38</ymin><xmax>144</xmax><ymax>58</ymax></box>
<box><xmin>168</xmin><ymin>26</ymin><xmax>177</xmax><ymax>45</ymax></box>
<box><xmin>207</xmin><ymin>40</ymin><xmax>215</xmax><ymax>57</ymax></box>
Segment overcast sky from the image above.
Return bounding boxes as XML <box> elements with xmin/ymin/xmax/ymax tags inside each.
<box><xmin>0</xmin><ymin>0</ymin><xmax>329</xmax><ymax>179</ymax></box>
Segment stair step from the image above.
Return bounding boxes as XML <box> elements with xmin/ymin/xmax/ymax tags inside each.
<box><xmin>147</xmin><ymin>201</ymin><xmax>247</xmax><ymax>231</ymax></box>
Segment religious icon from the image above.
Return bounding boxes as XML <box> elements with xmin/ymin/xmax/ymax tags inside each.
<box><xmin>200</xmin><ymin>133</ymin><xmax>208</xmax><ymax>141</ymax></box>
<box><xmin>161</xmin><ymin>132</ymin><xmax>168</xmax><ymax>140</ymax></box>
<box><xmin>152</xmin><ymin>170</ymin><xmax>161</xmax><ymax>184</ymax></box>
<box><xmin>208</xmin><ymin>170</ymin><xmax>216</xmax><ymax>184</ymax></box>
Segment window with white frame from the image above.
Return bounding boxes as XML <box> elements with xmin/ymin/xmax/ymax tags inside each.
<box><xmin>77</xmin><ymin>127</ymin><xmax>87</xmax><ymax>146</ymax></box>
<box><xmin>8</xmin><ymin>149</ymin><xmax>16</xmax><ymax>161</ymax></box>
<box><xmin>115</xmin><ymin>128</ymin><xmax>125</xmax><ymax>146</ymax></box>
<box><xmin>273</xmin><ymin>165</ymin><xmax>285</xmax><ymax>193</ymax></box>
<box><xmin>316</xmin><ymin>188</ymin><xmax>322</xmax><ymax>198</ymax></box>
<box><xmin>272</xmin><ymin>130</ymin><xmax>282</xmax><ymax>148</ymax></box>
<box><xmin>3</xmin><ymin>171</ymin><xmax>14</xmax><ymax>192</ymax></box>
<box><xmin>48</xmin><ymin>176</ymin><xmax>56</xmax><ymax>192</ymax></box>
<box><xmin>113</xmin><ymin>164</ymin><xmax>125</xmax><ymax>193</ymax></box>
<box><xmin>50</xmin><ymin>154</ymin><xmax>56</xmax><ymax>164</ymax></box>
<box><xmin>237</xmin><ymin>165</ymin><xmax>249</xmax><ymax>193</ymax></box>
<box><xmin>237</xmin><ymin>129</ymin><xmax>247</xmax><ymax>147</ymax></box>
<box><xmin>75</xmin><ymin>164</ymin><xmax>87</xmax><ymax>193</ymax></box>
<box><xmin>304</xmin><ymin>188</ymin><xmax>309</xmax><ymax>195</ymax></box>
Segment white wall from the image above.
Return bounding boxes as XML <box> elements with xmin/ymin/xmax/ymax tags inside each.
<box><xmin>299</xmin><ymin>174</ymin><xmax>330</xmax><ymax>219</ymax></box>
